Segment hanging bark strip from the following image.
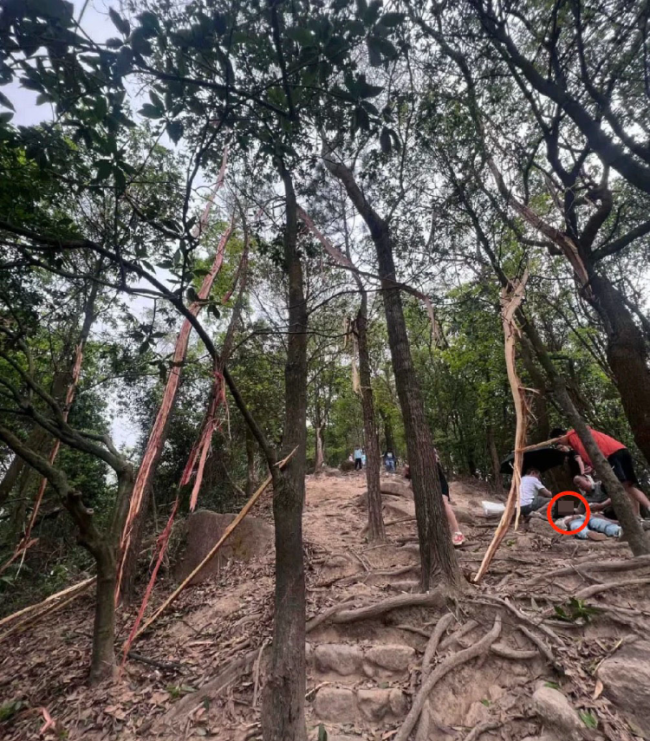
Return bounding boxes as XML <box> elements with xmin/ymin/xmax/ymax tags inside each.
<box><xmin>127</xmin><ymin>447</ymin><xmax>297</xmax><ymax>646</ymax></box>
<box><xmin>120</xmin><ymin>223</ymin><xmax>253</xmax><ymax>663</ymax></box>
<box><xmin>474</xmin><ymin>274</ymin><xmax>529</xmax><ymax>583</ymax></box>
<box><xmin>297</xmin><ymin>205</ymin><xmax>442</xmax><ymax>344</ymax></box>
<box><xmin>115</xmin><ymin>212</ymin><xmax>235</xmax><ymax>603</ymax></box>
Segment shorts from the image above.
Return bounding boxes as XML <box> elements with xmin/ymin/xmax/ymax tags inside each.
<box><xmin>608</xmin><ymin>448</ymin><xmax>639</xmax><ymax>485</ymax></box>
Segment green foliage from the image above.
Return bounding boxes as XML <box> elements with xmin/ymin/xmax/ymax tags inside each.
<box><xmin>554</xmin><ymin>598</ymin><xmax>601</xmax><ymax>624</ymax></box>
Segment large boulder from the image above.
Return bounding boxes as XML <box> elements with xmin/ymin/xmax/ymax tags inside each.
<box><xmin>532</xmin><ymin>685</ymin><xmax>588</xmax><ymax>741</ymax></box>
<box><xmin>313</xmin><ymin>687</ymin><xmax>357</xmax><ymax>723</ymax></box>
<box><xmin>175</xmin><ymin>510</ymin><xmax>274</xmax><ymax>584</ymax></box>
<box><xmin>597</xmin><ymin>640</ymin><xmax>650</xmax><ymax>737</ymax></box>
<box><xmin>364</xmin><ymin>644</ymin><xmax>415</xmax><ymax>675</ymax></box>
<box><xmin>314</xmin><ymin>644</ymin><xmax>364</xmax><ymax>676</ymax></box>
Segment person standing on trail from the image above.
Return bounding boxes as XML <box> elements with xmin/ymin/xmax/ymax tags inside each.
<box><xmin>551</xmin><ymin>427</ymin><xmax>650</xmax><ymax>516</ymax></box>
<box><xmin>353</xmin><ymin>446</ymin><xmax>363</xmax><ymax>471</ymax></box>
<box><xmin>361</xmin><ymin>450</ymin><xmax>367</xmax><ymax>467</ymax></box>
<box><xmin>519</xmin><ymin>467</ymin><xmax>554</xmax><ymax>517</ymax></box>
<box><xmin>384</xmin><ymin>449</ymin><xmax>395</xmax><ymax>472</ymax></box>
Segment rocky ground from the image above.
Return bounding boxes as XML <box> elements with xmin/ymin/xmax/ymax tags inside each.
<box><xmin>1</xmin><ymin>470</ymin><xmax>649</xmax><ymax>741</ymax></box>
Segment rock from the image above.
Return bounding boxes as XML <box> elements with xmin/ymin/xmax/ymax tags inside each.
<box><xmin>532</xmin><ymin>685</ymin><xmax>586</xmax><ymax>740</ymax></box>
<box><xmin>521</xmin><ymin>735</ymin><xmax>561</xmax><ymax>741</ymax></box>
<box><xmin>464</xmin><ymin>700</ymin><xmax>491</xmax><ymax>727</ymax></box>
<box><xmin>526</xmin><ymin>516</ymin><xmax>554</xmax><ymax>536</ymax></box>
<box><xmin>388</xmin><ymin>688</ymin><xmax>408</xmax><ymax>716</ymax></box>
<box><xmin>358</xmin><ymin>689</ymin><xmax>391</xmax><ymax>721</ymax></box>
<box><xmin>381</xmin><ymin>481</ymin><xmax>414</xmax><ymax>499</ymax></box>
<box><xmin>320</xmin><ymin>465</ymin><xmax>343</xmax><ymax>478</ymax></box>
<box><xmin>313</xmin><ymin>687</ymin><xmax>357</xmax><ymax>723</ymax></box>
<box><xmin>597</xmin><ymin>640</ymin><xmax>650</xmax><ymax>737</ymax></box>
<box><xmin>364</xmin><ymin>644</ymin><xmax>415</xmax><ymax>674</ymax></box>
<box><xmin>314</xmin><ymin>644</ymin><xmax>363</xmax><ymax>676</ymax></box>
<box><xmin>175</xmin><ymin>510</ymin><xmax>274</xmax><ymax>584</ymax></box>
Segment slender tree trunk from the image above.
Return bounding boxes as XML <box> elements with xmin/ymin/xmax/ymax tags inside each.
<box><xmin>521</xmin><ymin>318</ymin><xmax>650</xmax><ymax>555</ymax></box>
<box><xmin>324</xmin><ymin>153</ymin><xmax>461</xmax><ymax>589</ymax></box>
<box><xmin>590</xmin><ymin>275</ymin><xmax>650</xmax><ymax>467</ymax></box>
<box><xmin>356</xmin><ymin>292</ymin><xmax>385</xmax><ymax>542</ymax></box>
<box><xmin>486</xmin><ymin>423</ymin><xmax>502</xmax><ymax>490</ymax></box>
<box><xmin>314</xmin><ymin>425</ymin><xmax>324</xmax><ymax>470</ymax></box>
<box><xmin>245</xmin><ymin>429</ymin><xmax>257</xmax><ymax>497</ymax></box>
<box><xmin>90</xmin><ymin>546</ymin><xmax>117</xmax><ymax>683</ymax></box>
<box><xmin>262</xmin><ymin>166</ymin><xmax>308</xmax><ymax>741</ymax></box>
<box><xmin>381</xmin><ymin>409</ymin><xmax>395</xmax><ymax>456</ymax></box>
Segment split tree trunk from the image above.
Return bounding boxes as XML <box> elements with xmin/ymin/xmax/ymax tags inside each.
<box><xmin>356</xmin><ymin>291</ymin><xmax>385</xmax><ymax>542</ymax></box>
<box><xmin>262</xmin><ymin>166</ymin><xmax>308</xmax><ymax>741</ymax></box>
<box><xmin>324</xmin><ymin>151</ymin><xmax>461</xmax><ymax>589</ymax></box>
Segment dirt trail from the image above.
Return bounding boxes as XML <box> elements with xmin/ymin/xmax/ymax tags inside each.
<box><xmin>1</xmin><ymin>471</ymin><xmax>649</xmax><ymax>741</ymax></box>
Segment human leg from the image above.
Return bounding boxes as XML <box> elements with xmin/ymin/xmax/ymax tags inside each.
<box><xmin>443</xmin><ymin>495</ymin><xmax>465</xmax><ymax>546</ymax></box>
<box><xmin>588</xmin><ymin>517</ymin><xmax>622</xmax><ymax>539</ymax></box>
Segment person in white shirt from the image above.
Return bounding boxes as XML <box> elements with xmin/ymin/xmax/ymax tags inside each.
<box><xmin>520</xmin><ymin>467</ymin><xmax>553</xmax><ymax>516</ymax></box>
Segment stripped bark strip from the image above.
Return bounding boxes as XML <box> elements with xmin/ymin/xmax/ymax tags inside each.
<box><xmin>0</xmin><ymin>575</ymin><xmax>96</xmax><ymax>630</ymax></box>
<box><xmin>130</xmin><ymin>446</ymin><xmax>297</xmax><ymax>642</ymax></box>
<box><xmin>191</xmin><ymin>145</ymin><xmax>229</xmax><ymax>239</ymax></box>
<box><xmin>474</xmin><ymin>274</ymin><xmax>529</xmax><ymax>583</ymax></box>
<box><xmin>115</xmin><ymin>211</ymin><xmax>235</xmax><ymax>602</ymax></box>
<box><xmin>121</xmin><ymin>245</ymin><xmax>250</xmax><ymax>662</ymax></box>
<box><xmin>297</xmin><ymin>205</ymin><xmax>443</xmax><ymax>344</ymax></box>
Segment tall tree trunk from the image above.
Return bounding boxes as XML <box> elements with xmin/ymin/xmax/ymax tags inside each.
<box><xmin>521</xmin><ymin>317</ymin><xmax>650</xmax><ymax>555</ymax></box>
<box><xmin>314</xmin><ymin>425</ymin><xmax>324</xmax><ymax>470</ymax></box>
<box><xmin>381</xmin><ymin>409</ymin><xmax>395</xmax><ymax>456</ymax></box>
<box><xmin>262</xmin><ymin>166</ymin><xmax>308</xmax><ymax>741</ymax></box>
<box><xmin>356</xmin><ymin>291</ymin><xmax>385</xmax><ymax>542</ymax></box>
<box><xmin>324</xmin><ymin>152</ymin><xmax>461</xmax><ymax>589</ymax></box>
<box><xmin>245</xmin><ymin>429</ymin><xmax>257</xmax><ymax>497</ymax></box>
<box><xmin>590</xmin><ymin>275</ymin><xmax>650</xmax><ymax>467</ymax></box>
<box><xmin>90</xmin><ymin>546</ymin><xmax>117</xmax><ymax>684</ymax></box>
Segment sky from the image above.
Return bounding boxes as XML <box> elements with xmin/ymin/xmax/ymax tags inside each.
<box><xmin>8</xmin><ymin>0</ymin><xmax>117</xmax><ymax>127</ymax></box>
<box><xmin>6</xmin><ymin>0</ymin><xmax>175</xmax><ymax>448</ymax></box>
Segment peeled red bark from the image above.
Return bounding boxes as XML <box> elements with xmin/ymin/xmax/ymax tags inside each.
<box><xmin>590</xmin><ymin>275</ymin><xmax>650</xmax><ymax>467</ymax></box>
<box><xmin>356</xmin><ymin>293</ymin><xmax>385</xmax><ymax>542</ymax></box>
<box><xmin>117</xmin><ymin>217</ymin><xmax>235</xmax><ymax>602</ymax></box>
<box><xmin>324</xmin><ymin>152</ymin><xmax>461</xmax><ymax>589</ymax></box>
<box><xmin>261</xmin><ymin>167</ymin><xmax>308</xmax><ymax>741</ymax></box>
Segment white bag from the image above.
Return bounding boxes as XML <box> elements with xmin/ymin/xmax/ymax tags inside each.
<box><xmin>482</xmin><ymin>500</ymin><xmax>506</xmax><ymax>517</ymax></box>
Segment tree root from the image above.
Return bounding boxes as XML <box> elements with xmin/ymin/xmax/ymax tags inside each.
<box><xmin>517</xmin><ymin>625</ymin><xmax>564</xmax><ymax>674</ymax></box>
<box><xmin>331</xmin><ymin>590</ymin><xmax>445</xmax><ymax>624</ymax></box>
<box><xmin>527</xmin><ymin>554</ymin><xmax>650</xmax><ymax>585</ymax></box>
<box><xmin>474</xmin><ymin>595</ymin><xmax>563</xmax><ymax>645</ymax></box>
<box><xmin>489</xmin><ymin>643</ymin><xmax>538</xmax><ymax>660</ymax></box>
<box><xmin>127</xmin><ymin>651</ymin><xmax>185</xmax><ymax>673</ymax></box>
<box><xmin>439</xmin><ymin>619</ymin><xmax>478</xmax><ymax>651</ymax></box>
<box><xmin>393</xmin><ymin>615</ymin><xmax>502</xmax><ymax>741</ymax></box>
<box><xmin>415</xmin><ymin>612</ymin><xmax>456</xmax><ymax>741</ymax></box>
<box><xmin>462</xmin><ymin>719</ymin><xmax>503</xmax><ymax>741</ymax></box>
<box><xmin>306</xmin><ymin>599</ymin><xmax>356</xmax><ymax>632</ymax></box>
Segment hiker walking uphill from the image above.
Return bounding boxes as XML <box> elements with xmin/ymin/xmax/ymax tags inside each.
<box><xmin>551</xmin><ymin>427</ymin><xmax>650</xmax><ymax>516</ymax></box>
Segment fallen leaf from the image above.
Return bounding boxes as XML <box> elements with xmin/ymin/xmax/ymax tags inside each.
<box><xmin>593</xmin><ymin>679</ymin><xmax>604</xmax><ymax>699</ymax></box>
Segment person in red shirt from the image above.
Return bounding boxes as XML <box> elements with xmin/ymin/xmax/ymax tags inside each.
<box><xmin>551</xmin><ymin>427</ymin><xmax>650</xmax><ymax>516</ymax></box>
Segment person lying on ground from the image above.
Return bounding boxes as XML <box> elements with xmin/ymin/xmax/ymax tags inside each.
<box><xmin>519</xmin><ymin>467</ymin><xmax>554</xmax><ymax>517</ymax></box>
<box><xmin>554</xmin><ymin>511</ymin><xmax>622</xmax><ymax>541</ymax></box>
<box><xmin>404</xmin><ymin>456</ymin><xmax>466</xmax><ymax>547</ymax></box>
<box><xmin>551</xmin><ymin>427</ymin><xmax>650</xmax><ymax>517</ymax></box>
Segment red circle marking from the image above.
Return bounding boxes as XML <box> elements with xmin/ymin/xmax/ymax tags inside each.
<box><xmin>546</xmin><ymin>491</ymin><xmax>591</xmax><ymax>535</ymax></box>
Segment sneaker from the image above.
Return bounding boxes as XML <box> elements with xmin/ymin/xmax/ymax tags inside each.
<box><xmin>452</xmin><ymin>532</ymin><xmax>465</xmax><ymax>547</ymax></box>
